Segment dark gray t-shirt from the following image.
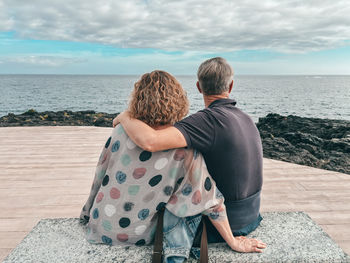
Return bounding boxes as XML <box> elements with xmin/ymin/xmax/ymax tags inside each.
<box><xmin>174</xmin><ymin>98</ymin><xmax>263</xmax><ymax>202</ymax></box>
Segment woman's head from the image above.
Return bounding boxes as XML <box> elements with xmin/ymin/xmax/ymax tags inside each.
<box><xmin>128</xmin><ymin>70</ymin><xmax>189</xmax><ymax>126</ymax></box>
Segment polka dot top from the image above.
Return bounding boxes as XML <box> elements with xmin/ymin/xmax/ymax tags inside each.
<box><xmin>79</xmin><ymin>124</ymin><xmax>227</xmax><ymax>246</ymax></box>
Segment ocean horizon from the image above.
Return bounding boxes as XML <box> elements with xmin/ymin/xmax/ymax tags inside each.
<box><xmin>1</xmin><ymin>74</ymin><xmax>349</xmax><ymax>122</ymax></box>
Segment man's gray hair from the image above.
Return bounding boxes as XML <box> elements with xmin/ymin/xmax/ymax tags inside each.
<box><xmin>197</xmin><ymin>57</ymin><xmax>234</xmax><ymax>95</ymax></box>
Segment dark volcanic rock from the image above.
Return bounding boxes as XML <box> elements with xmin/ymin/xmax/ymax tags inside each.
<box><xmin>257</xmin><ymin>113</ymin><xmax>350</xmax><ymax>174</ymax></box>
<box><xmin>0</xmin><ymin>109</ymin><xmax>118</xmax><ymax>127</ymax></box>
<box><xmin>1</xmin><ymin>110</ymin><xmax>349</xmax><ymax>175</ymax></box>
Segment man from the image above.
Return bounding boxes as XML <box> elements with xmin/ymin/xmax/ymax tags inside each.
<box><xmin>114</xmin><ymin>57</ymin><xmax>263</xmax><ymax>246</ymax></box>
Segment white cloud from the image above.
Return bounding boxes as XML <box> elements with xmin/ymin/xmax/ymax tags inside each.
<box><xmin>1</xmin><ymin>0</ymin><xmax>350</xmax><ymax>53</ymax></box>
<box><xmin>5</xmin><ymin>55</ymin><xmax>86</xmax><ymax>67</ymax></box>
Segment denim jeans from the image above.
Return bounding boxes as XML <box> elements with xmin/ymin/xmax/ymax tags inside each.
<box><xmin>162</xmin><ymin>209</ymin><xmax>263</xmax><ymax>262</ymax></box>
<box><xmin>162</xmin><ymin>208</ymin><xmax>202</xmax><ymax>263</ymax></box>
<box><xmin>190</xmin><ymin>213</ymin><xmax>263</xmax><ymax>259</ymax></box>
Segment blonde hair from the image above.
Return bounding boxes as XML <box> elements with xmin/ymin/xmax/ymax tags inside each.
<box><xmin>128</xmin><ymin>70</ymin><xmax>189</xmax><ymax>126</ymax></box>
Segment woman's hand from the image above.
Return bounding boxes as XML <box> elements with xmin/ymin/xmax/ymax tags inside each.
<box><xmin>113</xmin><ymin>111</ymin><xmax>130</xmax><ymax>128</ymax></box>
<box><xmin>230</xmin><ymin>236</ymin><xmax>267</xmax><ymax>253</ymax></box>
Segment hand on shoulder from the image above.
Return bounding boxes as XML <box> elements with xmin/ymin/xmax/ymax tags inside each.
<box><xmin>113</xmin><ymin>111</ymin><xmax>131</xmax><ymax>128</ymax></box>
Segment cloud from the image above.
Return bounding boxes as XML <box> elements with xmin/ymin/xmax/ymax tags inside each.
<box><xmin>1</xmin><ymin>0</ymin><xmax>350</xmax><ymax>53</ymax></box>
<box><xmin>4</xmin><ymin>55</ymin><xmax>86</xmax><ymax>67</ymax></box>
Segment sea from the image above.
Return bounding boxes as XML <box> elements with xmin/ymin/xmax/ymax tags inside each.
<box><xmin>0</xmin><ymin>74</ymin><xmax>349</xmax><ymax>123</ymax></box>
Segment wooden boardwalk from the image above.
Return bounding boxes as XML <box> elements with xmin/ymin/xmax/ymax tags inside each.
<box><xmin>0</xmin><ymin>126</ymin><xmax>349</xmax><ymax>261</ymax></box>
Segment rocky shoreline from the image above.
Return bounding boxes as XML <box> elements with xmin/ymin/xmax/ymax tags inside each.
<box><xmin>0</xmin><ymin>109</ymin><xmax>116</xmax><ymax>127</ymax></box>
<box><xmin>1</xmin><ymin>110</ymin><xmax>349</xmax><ymax>174</ymax></box>
<box><xmin>257</xmin><ymin>113</ymin><xmax>349</xmax><ymax>175</ymax></box>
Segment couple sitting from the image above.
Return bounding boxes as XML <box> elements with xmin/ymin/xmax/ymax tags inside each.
<box><xmin>80</xmin><ymin>57</ymin><xmax>266</xmax><ymax>262</ymax></box>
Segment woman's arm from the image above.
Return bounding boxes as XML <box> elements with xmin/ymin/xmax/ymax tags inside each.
<box><xmin>113</xmin><ymin>111</ymin><xmax>187</xmax><ymax>152</ymax></box>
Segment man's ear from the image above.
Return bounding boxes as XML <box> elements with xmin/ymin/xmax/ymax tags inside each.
<box><xmin>196</xmin><ymin>81</ymin><xmax>202</xmax><ymax>94</ymax></box>
<box><xmin>228</xmin><ymin>80</ymin><xmax>233</xmax><ymax>94</ymax></box>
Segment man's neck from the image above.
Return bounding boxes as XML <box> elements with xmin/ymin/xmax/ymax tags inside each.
<box><xmin>203</xmin><ymin>93</ymin><xmax>230</xmax><ymax>108</ymax></box>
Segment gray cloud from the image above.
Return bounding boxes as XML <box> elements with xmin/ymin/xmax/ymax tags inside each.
<box><xmin>1</xmin><ymin>0</ymin><xmax>350</xmax><ymax>53</ymax></box>
<box><xmin>5</xmin><ymin>55</ymin><xmax>86</xmax><ymax>66</ymax></box>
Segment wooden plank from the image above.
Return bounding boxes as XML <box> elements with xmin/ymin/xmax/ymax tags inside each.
<box><xmin>0</xmin><ymin>232</ymin><xmax>28</xmax><ymax>248</ymax></box>
<box><xmin>307</xmin><ymin>211</ymin><xmax>350</xmax><ymax>225</ymax></box>
<box><xmin>0</xmin><ymin>218</ymin><xmax>40</xmax><ymax>231</ymax></box>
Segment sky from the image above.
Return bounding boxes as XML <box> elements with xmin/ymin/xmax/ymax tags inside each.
<box><xmin>0</xmin><ymin>0</ymin><xmax>350</xmax><ymax>75</ymax></box>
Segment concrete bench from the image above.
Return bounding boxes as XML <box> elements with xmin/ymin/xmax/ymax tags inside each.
<box><xmin>3</xmin><ymin>212</ymin><xmax>349</xmax><ymax>262</ymax></box>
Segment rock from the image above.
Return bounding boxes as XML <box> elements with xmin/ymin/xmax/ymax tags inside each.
<box><xmin>0</xmin><ymin>109</ymin><xmax>119</xmax><ymax>128</ymax></box>
<box><xmin>257</xmin><ymin>113</ymin><xmax>350</xmax><ymax>174</ymax></box>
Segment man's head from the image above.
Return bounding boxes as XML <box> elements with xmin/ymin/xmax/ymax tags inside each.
<box><xmin>197</xmin><ymin>57</ymin><xmax>234</xmax><ymax>95</ymax></box>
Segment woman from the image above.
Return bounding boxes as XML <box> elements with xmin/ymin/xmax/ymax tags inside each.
<box><xmin>79</xmin><ymin>71</ymin><xmax>265</xmax><ymax>262</ymax></box>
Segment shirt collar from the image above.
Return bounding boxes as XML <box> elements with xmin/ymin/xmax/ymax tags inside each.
<box><xmin>208</xmin><ymin>98</ymin><xmax>237</xmax><ymax>108</ymax></box>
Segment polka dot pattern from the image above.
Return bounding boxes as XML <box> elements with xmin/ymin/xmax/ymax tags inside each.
<box><xmin>115</xmin><ymin>171</ymin><xmax>127</xmax><ymax>184</ymax></box>
<box><xmin>117</xmin><ymin>233</ymin><xmax>128</xmax><ymax>242</ymax></box>
<box><xmin>135</xmin><ymin>225</ymin><xmax>147</xmax><ymax>235</ymax></box>
<box><xmin>124</xmin><ymin>202</ymin><xmax>134</xmax><ymax>211</ymax></box>
<box><xmin>209</xmin><ymin>212</ymin><xmax>220</xmax><ymax>220</ymax></box>
<box><xmin>139</xmin><ymin>151</ymin><xmax>152</xmax><ymax>162</ymax></box>
<box><xmin>181</xmin><ymin>183</ymin><xmax>192</xmax><ymax>196</ymax></box>
<box><xmin>204</xmin><ymin>177</ymin><xmax>212</xmax><ymax>191</ymax></box>
<box><xmin>135</xmin><ymin>239</ymin><xmax>146</xmax><ymax>246</ymax></box>
<box><xmin>102</xmin><ymin>175</ymin><xmax>109</xmax><ymax>186</ymax></box>
<box><xmin>96</xmin><ymin>192</ymin><xmax>104</xmax><ymax>203</ymax></box>
<box><xmin>174</xmin><ymin>149</ymin><xmax>186</xmax><ymax>161</ymax></box>
<box><xmin>133</xmin><ymin>168</ymin><xmax>147</xmax><ymax>179</ymax></box>
<box><xmin>168</xmin><ymin>195</ymin><xmax>178</xmax><ymax>204</ymax></box>
<box><xmin>85</xmin><ymin>137</ymin><xmax>225</xmax><ymax>246</ymax></box>
<box><xmin>102</xmin><ymin>235</ymin><xmax>112</xmax><ymax>245</ymax></box>
<box><xmin>126</xmin><ymin>138</ymin><xmax>136</xmax><ymax>149</ymax></box>
<box><xmin>121</xmin><ymin>154</ymin><xmax>131</xmax><ymax>166</ymax></box>
<box><xmin>92</xmin><ymin>208</ymin><xmax>99</xmax><ymax>219</ymax></box>
<box><xmin>102</xmin><ymin>220</ymin><xmax>112</xmax><ymax>231</ymax></box>
<box><xmin>154</xmin><ymin>158</ymin><xmax>168</xmax><ymax>170</ymax></box>
<box><xmin>191</xmin><ymin>190</ymin><xmax>201</xmax><ymax>205</ymax></box>
<box><xmin>138</xmin><ymin>209</ymin><xmax>150</xmax><ymax>220</ymax></box>
<box><xmin>104</xmin><ymin>204</ymin><xmax>116</xmax><ymax>217</ymax></box>
<box><xmin>163</xmin><ymin>186</ymin><xmax>173</xmax><ymax>196</ymax></box>
<box><xmin>101</xmin><ymin>153</ymin><xmax>108</xmax><ymax>165</ymax></box>
<box><xmin>105</xmin><ymin>137</ymin><xmax>112</xmax><ymax>148</ymax></box>
<box><xmin>119</xmin><ymin>217</ymin><xmax>131</xmax><ymax>228</ymax></box>
<box><xmin>128</xmin><ymin>185</ymin><xmax>140</xmax><ymax>195</ymax></box>
<box><xmin>143</xmin><ymin>191</ymin><xmax>155</xmax><ymax>202</ymax></box>
<box><xmin>193</xmin><ymin>149</ymin><xmax>199</xmax><ymax>160</ymax></box>
<box><xmin>110</xmin><ymin>187</ymin><xmax>120</xmax><ymax>199</ymax></box>
<box><xmin>149</xmin><ymin>174</ymin><xmax>162</xmax><ymax>187</ymax></box>
<box><xmin>111</xmin><ymin>140</ymin><xmax>120</xmax><ymax>152</ymax></box>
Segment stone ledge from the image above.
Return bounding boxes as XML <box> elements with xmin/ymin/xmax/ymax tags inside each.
<box><xmin>3</xmin><ymin>212</ymin><xmax>350</xmax><ymax>263</ymax></box>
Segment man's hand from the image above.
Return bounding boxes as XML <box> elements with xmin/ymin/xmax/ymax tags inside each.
<box><xmin>230</xmin><ymin>236</ymin><xmax>267</xmax><ymax>253</ymax></box>
<box><xmin>113</xmin><ymin>111</ymin><xmax>130</xmax><ymax>128</ymax></box>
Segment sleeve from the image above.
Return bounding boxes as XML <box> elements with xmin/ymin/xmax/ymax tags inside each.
<box><xmin>165</xmin><ymin>149</ymin><xmax>227</xmax><ymax>221</ymax></box>
<box><xmin>79</xmin><ymin>135</ymin><xmax>112</xmax><ymax>224</ymax></box>
<box><xmin>174</xmin><ymin>110</ymin><xmax>215</xmax><ymax>154</ymax></box>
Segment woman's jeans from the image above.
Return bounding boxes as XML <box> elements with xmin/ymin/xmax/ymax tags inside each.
<box><xmin>162</xmin><ymin>208</ymin><xmax>263</xmax><ymax>263</ymax></box>
<box><xmin>163</xmin><ymin>208</ymin><xmax>202</xmax><ymax>263</ymax></box>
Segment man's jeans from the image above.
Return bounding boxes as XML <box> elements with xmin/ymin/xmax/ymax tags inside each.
<box><xmin>162</xmin><ymin>208</ymin><xmax>263</xmax><ymax>263</ymax></box>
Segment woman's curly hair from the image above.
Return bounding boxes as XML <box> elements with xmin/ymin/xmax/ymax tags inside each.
<box><xmin>128</xmin><ymin>70</ymin><xmax>189</xmax><ymax>126</ymax></box>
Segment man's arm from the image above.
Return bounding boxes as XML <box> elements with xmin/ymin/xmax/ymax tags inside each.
<box><xmin>114</xmin><ymin>111</ymin><xmax>187</xmax><ymax>152</ymax></box>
